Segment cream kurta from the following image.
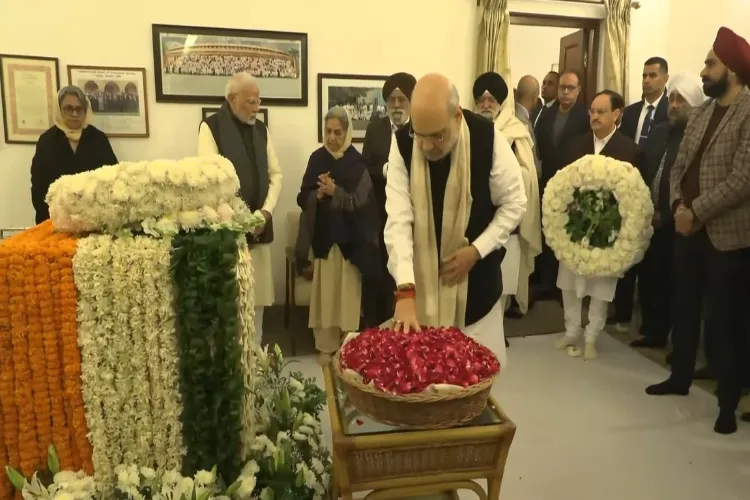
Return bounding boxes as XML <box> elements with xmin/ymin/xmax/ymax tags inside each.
<box><xmin>309</xmin><ymin>244</ymin><xmax>362</xmax><ymax>353</ymax></box>
<box><xmin>197</xmin><ymin>121</ymin><xmax>283</xmax><ymax>307</ymax></box>
<box><xmin>556</xmin><ymin>263</ymin><xmax>617</xmax><ymax>302</ymax></box>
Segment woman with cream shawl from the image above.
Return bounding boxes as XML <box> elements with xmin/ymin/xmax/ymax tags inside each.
<box><xmin>297</xmin><ymin>107</ymin><xmax>383</xmax><ymax>353</ymax></box>
<box><xmin>30</xmin><ymin>85</ymin><xmax>117</xmax><ymax>224</ymax></box>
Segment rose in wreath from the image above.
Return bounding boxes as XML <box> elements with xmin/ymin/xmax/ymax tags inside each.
<box><xmin>541</xmin><ymin>154</ymin><xmax>654</xmax><ymax>278</ymax></box>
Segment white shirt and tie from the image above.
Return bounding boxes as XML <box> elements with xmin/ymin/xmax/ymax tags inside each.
<box><xmin>634</xmin><ymin>93</ymin><xmax>663</xmax><ymax>146</ymax></box>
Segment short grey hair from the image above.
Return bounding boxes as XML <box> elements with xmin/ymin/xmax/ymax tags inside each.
<box><xmin>57</xmin><ymin>85</ymin><xmax>88</xmax><ymax>110</ymax></box>
<box><xmin>324</xmin><ymin>106</ymin><xmax>350</xmax><ymax>131</ymax></box>
<box><xmin>225</xmin><ymin>72</ymin><xmax>258</xmax><ymax>99</ymax></box>
<box><xmin>447</xmin><ymin>85</ymin><xmax>460</xmax><ymax>114</ymax></box>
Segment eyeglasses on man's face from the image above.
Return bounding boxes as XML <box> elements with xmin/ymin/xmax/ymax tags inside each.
<box><xmin>558</xmin><ymin>84</ymin><xmax>580</xmax><ymax>94</ymax></box>
<box><xmin>408</xmin><ymin>125</ymin><xmax>446</xmax><ymax>144</ymax></box>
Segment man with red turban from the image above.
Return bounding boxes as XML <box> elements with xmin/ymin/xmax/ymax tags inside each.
<box><xmin>646</xmin><ymin>27</ymin><xmax>750</xmax><ymax>435</ymax></box>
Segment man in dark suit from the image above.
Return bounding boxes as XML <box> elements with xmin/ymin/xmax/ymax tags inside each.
<box><xmin>361</xmin><ymin>72</ymin><xmax>417</xmax><ymax>324</ymax></box>
<box><xmin>533</xmin><ymin>71</ymin><xmax>559</xmax><ymax>127</ymax></box>
<box><xmin>554</xmin><ymin>90</ymin><xmax>641</xmax><ymax>360</ymax></box>
<box><xmin>608</xmin><ymin>56</ymin><xmax>670</xmax><ymax>330</ymax></box>
<box><xmin>533</xmin><ymin>70</ymin><xmax>590</xmax><ymax>298</ymax></box>
<box><xmin>632</xmin><ymin>73</ymin><xmax>706</xmax><ymax>350</ymax></box>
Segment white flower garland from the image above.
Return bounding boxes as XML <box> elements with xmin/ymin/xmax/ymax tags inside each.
<box><xmin>236</xmin><ymin>237</ymin><xmax>257</xmax><ymax>458</ymax></box>
<box><xmin>542</xmin><ymin>154</ymin><xmax>654</xmax><ymax>277</ymax></box>
<box><xmin>46</xmin><ymin>155</ymin><xmax>265</xmax><ymax>236</ymax></box>
<box><xmin>74</xmin><ymin>235</ymin><xmax>183</xmax><ymax>488</ymax></box>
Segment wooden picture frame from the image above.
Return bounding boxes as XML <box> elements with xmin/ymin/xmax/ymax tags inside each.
<box><xmin>67</xmin><ymin>65</ymin><xmax>150</xmax><ymax>138</ymax></box>
<box><xmin>152</xmin><ymin>24</ymin><xmax>308</xmax><ymax>106</ymax></box>
<box><xmin>200</xmin><ymin>107</ymin><xmax>268</xmax><ymax>126</ymax></box>
<box><xmin>317</xmin><ymin>73</ymin><xmax>388</xmax><ymax>144</ymax></box>
<box><xmin>0</xmin><ymin>54</ymin><xmax>60</xmax><ymax>144</ymax></box>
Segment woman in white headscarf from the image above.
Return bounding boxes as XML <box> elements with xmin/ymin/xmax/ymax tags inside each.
<box><xmin>30</xmin><ymin>85</ymin><xmax>117</xmax><ymax>224</ymax></box>
<box><xmin>636</xmin><ymin>72</ymin><xmax>707</xmax><ymax>350</ymax></box>
<box><xmin>297</xmin><ymin>107</ymin><xmax>383</xmax><ymax>354</ymax></box>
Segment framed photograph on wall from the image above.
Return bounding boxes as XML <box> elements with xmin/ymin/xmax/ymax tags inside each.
<box><xmin>67</xmin><ymin>65</ymin><xmax>150</xmax><ymax>138</ymax></box>
<box><xmin>317</xmin><ymin>73</ymin><xmax>388</xmax><ymax>144</ymax></box>
<box><xmin>0</xmin><ymin>54</ymin><xmax>60</xmax><ymax>144</ymax></box>
<box><xmin>152</xmin><ymin>24</ymin><xmax>308</xmax><ymax>106</ymax></box>
<box><xmin>201</xmin><ymin>107</ymin><xmax>268</xmax><ymax>125</ymax></box>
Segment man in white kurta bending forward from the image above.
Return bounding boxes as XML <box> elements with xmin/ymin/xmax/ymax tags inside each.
<box><xmin>198</xmin><ymin>72</ymin><xmax>283</xmax><ymax>343</ymax></box>
<box><xmin>553</xmin><ymin>90</ymin><xmax>642</xmax><ymax>359</ymax></box>
<box><xmin>385</xmin><ymin>73</ymin><xmax>527</xmax><ymax>367</ymax></box>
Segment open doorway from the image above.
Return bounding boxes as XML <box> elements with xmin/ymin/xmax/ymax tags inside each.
<box><xmin>509</xmin><ymin>13</ymin><xmax>601</xmax><ymax>105</ymax></box>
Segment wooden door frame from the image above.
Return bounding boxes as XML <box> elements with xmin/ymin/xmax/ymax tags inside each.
<box><xmin>509</xmin><ymin>12</ymin><xmax>602</xmax><ymax>105</ymax></box>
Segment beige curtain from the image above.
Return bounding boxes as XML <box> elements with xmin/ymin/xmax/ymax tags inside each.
<box><xmin>603</xmin><ymin>0</ymin><xmax>632</xmax><ymax>102</ymax></box>
<box><xmin>475</xmin><ymin>0</ymin><xmax>514</xmax><ymax>113</ymax></box>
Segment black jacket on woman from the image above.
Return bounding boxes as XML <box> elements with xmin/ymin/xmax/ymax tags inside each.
<box><xmin>30</xmin><ymin>125</ymin><xmax>117</xmax><ymax>224</ymax></box>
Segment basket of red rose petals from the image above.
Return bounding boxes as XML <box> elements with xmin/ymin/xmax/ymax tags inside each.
<box><xmin>334</xmin><ymin>326</ymin><xmax>500</xmax><ymax>428</ymax></box>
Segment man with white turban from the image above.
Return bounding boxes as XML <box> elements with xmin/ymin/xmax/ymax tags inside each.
<box><xmin>633</xmin><ymin>73</ymin><xmax>707</xmax><ymax>350</ymax></box>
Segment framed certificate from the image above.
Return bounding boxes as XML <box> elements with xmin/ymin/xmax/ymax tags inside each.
<box><xmin>67</xmin><ymin>65</ymin><xmax>150</xmax><ymax>138</ymax></box>
<box><xmin>0</xmin><ymin>54</ymin><xmax>60</xmax><ymax>144</ymax></box>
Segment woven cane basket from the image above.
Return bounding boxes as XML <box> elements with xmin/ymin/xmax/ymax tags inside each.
<box><xmin>333</xmin><ymin>351</ymin><xmax>495</xmax><ymax>429</ymax></box>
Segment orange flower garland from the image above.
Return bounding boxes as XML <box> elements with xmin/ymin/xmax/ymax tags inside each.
<box><xmin>0</xmin><ymin>242</ymin><xmax>15</xmax><ymax>500</ymax></box>
<box><xmin>0</xmin><ymin>221</ymin><xmax>92</xmax><ymax>484</ymax></box>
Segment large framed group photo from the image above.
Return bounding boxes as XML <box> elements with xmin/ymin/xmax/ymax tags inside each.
<box><xmin>0</xmin><ymin>53</ymin><xmax>60</xmax><ymax>144</ymax></box>
<box><xmin>152</xmin><ymin>24</ymin><xmax>308</xmax><ymax>106</ymax></box>
<box><xmin>317</xmin><ymin>73</ymin><xmax>388</xmax><ymax>144</ymax></box>
<box><xmin>67</xmin><ymin>65</ymin><xmax>150</xmax><ymax>138</ymax></box>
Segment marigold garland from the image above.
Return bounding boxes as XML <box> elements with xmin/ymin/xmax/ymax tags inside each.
<box><xmin>0</xmin><ymin>222</ymin><xmax>92</xmax><ymax>487</ymax></box>
<box><xmin>0</xmin><ymin>241</ymin><xmax>15</xmax><ymax>500</ymax></box>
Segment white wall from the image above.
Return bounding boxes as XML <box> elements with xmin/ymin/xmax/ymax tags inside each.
<box><xmin>508</xmin><ymin>25</ymin><xmax>579</xmax><ymax>88</ymax></box>
<box><xmin>627</xmin><ymin>0</ymin><xmax>671</xmax><ymax>103</ymax></box>
<box><xmin>0</xmin><ymin>0</ymin><xmax>697</xmax><ymax>303</ymax></box>
<box><xmin>667</xmin><ymin>0</ymin><xmax>750</xmax><ymax>76</ymax></box>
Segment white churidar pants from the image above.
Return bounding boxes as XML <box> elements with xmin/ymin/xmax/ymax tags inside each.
<box><xmin>557</xmin><ymin>262</ymin><xmax>617</xmax><ymax>342</ymax></box>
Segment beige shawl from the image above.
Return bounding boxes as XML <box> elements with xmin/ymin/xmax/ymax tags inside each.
<box><xmin>411</xmin><ymin>117</ymin><xmax>472</xmax><ymax>328</ymax></box>
<box><xmin>494</xmin><ymin>107</ymin><xmax>542</xmax><ymax>313</ymax></box>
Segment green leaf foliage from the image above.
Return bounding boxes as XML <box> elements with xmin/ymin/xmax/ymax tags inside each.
<box><xmin>565</xmin><ymin>188</ymin><xmax>622</xmax><ymax>249</ymax></box>
<box><xmin>170</xmin><ymin>229</ymin><xmax>243</xmax><ymax>482</ymax></box>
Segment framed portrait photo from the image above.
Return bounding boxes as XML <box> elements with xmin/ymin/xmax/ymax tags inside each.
<box><xmin>317</xmin><ymin>73</ymin><xmax>388</xmax><ymax>143</ymax></box>
<box><xmin>0</xmin><ymin>54</ymin><xmax>60</xmax><ymax>144</ymax></box>
<box><xmin>200</xmin><ymin>107</ymin><xmax>268</xmax><ymax>126</ymax></box>
<box><xmin>152</xmin><ymin>24</ymin><xmax>308</xmax><ymax>106</ymax></box>
<box><xmin>67</xmin><ymin>65</ymin><xmax>150</xmax><ymax>138</ymax></box>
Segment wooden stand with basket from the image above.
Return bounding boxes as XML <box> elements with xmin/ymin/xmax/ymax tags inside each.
<box><xmin>323</xmin><ymin>359</ymin><xmax>516</xmax><ymax>499</ymax></box>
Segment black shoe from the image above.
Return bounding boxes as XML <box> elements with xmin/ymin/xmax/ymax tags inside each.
<box><xmin>714</xmin><ymin>409</ymin><xmax>738</xmax><ymax>434</ymax></box>
<box><xmin>505</xmin><ymin>338</ymin><xmax>510</xmax><ymax>348</ymax></box>
<box><xmin>504</xmin><ymin>305</ymin><xmax>524</xmax><ymax>319</ymax></box>
<box><xmin>740</xmin><ymin>412</ymin><xmax>750</xmax><ymax>423</ymax></box>
<box><xmin>629</xmin><ymin>338</ymin><xmax>668</xmax><ymax>348</ymax></box>
<box><xmin>645</xmin><ymin>379</ymin><xmax>689</xmax><ymax>396</ymax></box>
<box><xmin>665</xmin><ymin>352</ymin><xmax>673</xmax><ymax>365</ymax></box>
<box><xmin>693</xmin><ymin>367</ymin><xmax>715</xmax><ymax>380</ymax></box>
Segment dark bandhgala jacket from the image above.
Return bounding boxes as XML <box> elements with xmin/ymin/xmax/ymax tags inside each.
<box><xmin>31</xmin><ymin>125</ymin><xmax>118</xmax><ymax>224</ymax></box>
<box><xmin>563</xmin><ymin>129</ymin><xmax>643</xmax><ymax>174</ymax></box>
<box><xmin>642</xmin><ymin>122</ymin><xmax>685</xmax><ymax>225</ymax></box>
<box><xmin>203</xmin><ymin>113</ymin><xmax>274</xmax><ymax>244</ymax></box>
<box><xmin>393</xmin><ymin>109</ymin><xmax>505</xmax><ymax>326</ymax></box>
<box><xmin>361</xmin><ymin>116</ymin><xmax>393</xmax><ymax>224</ymax></box>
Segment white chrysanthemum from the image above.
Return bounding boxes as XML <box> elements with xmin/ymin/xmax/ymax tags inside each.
<box><xmin>541</xmin><ymin>154</ymin><xmax>653</xmax><ymax>278</ymax></box>
<box><xmin>45</xmin><ymin>155</ymin><xmax>263</xmax><ymax>236</ymax></box>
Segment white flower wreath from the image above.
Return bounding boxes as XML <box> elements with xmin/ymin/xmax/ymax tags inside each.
<box><xmin>542</xmin><ymin>154</ymin><xmax>654</xmax><ymax>278</ymax></box>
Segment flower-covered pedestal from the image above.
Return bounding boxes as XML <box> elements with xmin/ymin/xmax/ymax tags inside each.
<box><xmin>1</xmin><ymin>156</ymin><xmax>332</xmax><ymax>500</ymax></box>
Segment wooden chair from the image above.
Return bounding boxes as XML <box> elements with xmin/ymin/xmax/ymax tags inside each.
<box><xmin>285</xmin><ymin>211</ymin><xmax>313</xmax><ymax>355</ymax></box>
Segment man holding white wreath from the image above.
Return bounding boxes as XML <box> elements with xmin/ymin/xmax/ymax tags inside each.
<box><xmin>552</xmin><ymin>90</ymin><xmax>642</xmax><ymax>359</ymax></box>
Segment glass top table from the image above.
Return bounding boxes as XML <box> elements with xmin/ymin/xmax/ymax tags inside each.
<box><xmin>333</xmin><ymin>373</ymin><xmax>503</xmax><ymax>436</ymax></box>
